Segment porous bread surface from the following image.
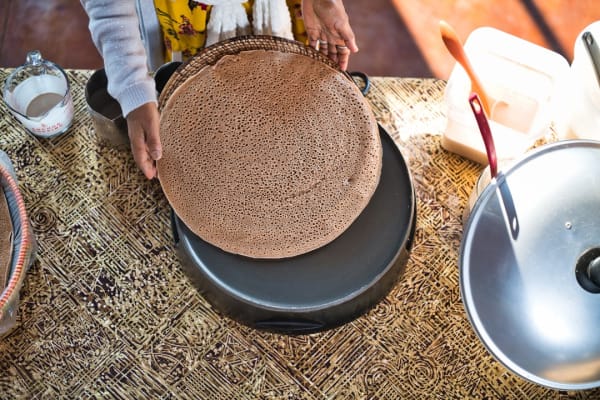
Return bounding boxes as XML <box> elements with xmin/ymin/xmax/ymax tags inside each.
<box><xmin>0</xmin><ymin>186</ymin><xmax>12</xmax><ymax>289</ymax></box>
<box><xmin>158</xmin><ymin>49</ymin><xmax>382</xmax><ymax>259</ymax></box>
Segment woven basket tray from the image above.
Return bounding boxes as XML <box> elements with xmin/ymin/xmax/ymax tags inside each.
<box><xmin>0</xmin><ymin>152</ymin><xmax>36</xmax><ymax>336</ymax></box>
<box><xmin>157</xmin><ymin>35</ymin><xmax>346</xmax><ymax>110</ymax></box>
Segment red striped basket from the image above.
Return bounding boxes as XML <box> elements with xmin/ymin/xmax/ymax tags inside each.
<box><xmin>0</xmin><ymin>158</ymin><xmax>36</xmax><ymax>336</ymax></box>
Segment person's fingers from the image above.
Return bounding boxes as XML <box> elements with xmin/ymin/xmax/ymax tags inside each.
<box><xmin>302</xmin><ymin>0</ymin><xmax>320</xmax><ymax>49</ymax></box>
<box><xmin>307</xmin><ymin>28</ymin><xmax>321</xmax><ymax>50</ymax></box>
<box><xmin>128</xmin><ymin>126</ymin><xmax>157</xmax><ymax>180</ymax></box>
<box><xmin>307</xmin><ymin>31</ymin><xmax>322</xmax><ymax>51</ymax></box>
<box><xmin>309</xmin><ymin>38</ymin><xmax>319</xmax><ymax>50</ymax></box>
<box><xmin>145</xmin><ymin>121</ymin><xmax>162</xmax><ymax>161</ymax></box>
<box><xmin>335</xmin><ymin>44</ymin><xmax>351</xmax><ymax>71</ymax></box>
<box><xmin>336</xmin><ymin>23</ymin><xmax>358</xmax><ymax>53</ymax></box>
<box><xmin>302</xmin><ymin>0</ymin><xmax>357</xmax><ymax>70</ymax></box>
<box><xmin>318</xmin><ymin>37</ymin><xmax>328</xmax><ymax>55</ymax></box>
<box><xmin>126</xmin><ymin>103</ymin><xmax>161</xmax><ymax>179</ymax></box>
<box><xmin>327</xmin><ymin>41</ymin><xmax>339</xmax><ymax>66</ymax></box>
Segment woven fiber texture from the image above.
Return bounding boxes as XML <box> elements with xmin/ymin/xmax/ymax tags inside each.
<box><xmin>158</xmin><ymin>35</ymin><xmax>343</xmax><ymax>110</ymax></box>
<box><xmin>0</xmin><ymin>69</ymin><xmax>597</xmax><ymax>399</ymax></box>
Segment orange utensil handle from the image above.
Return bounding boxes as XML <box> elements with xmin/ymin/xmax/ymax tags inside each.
<box><xmin>440</xmin><ymin>20</ymin><xmax>492</xmax><ymax>116</ymax></box>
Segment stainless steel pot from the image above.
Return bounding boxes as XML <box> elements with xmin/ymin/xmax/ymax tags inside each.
<box><xmin>460</xmin><ymin>140</ymin><xmax>600</xmax><ymax>390</ymax></box>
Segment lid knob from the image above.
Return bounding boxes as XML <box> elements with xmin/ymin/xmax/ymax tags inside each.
<box><xmin>576</xmin><ymin>248</ymin><xmax>600</xmax><ymax>293</ymax></box>
<box><xmin>588</xmin><ymin>256</ymin><xmax>600</xmax><ymax>287</ymax></box>
<box><xmin>25</xmin><ymin>50</ymin><xmax>43</xmax><ymax>66</ymax></box>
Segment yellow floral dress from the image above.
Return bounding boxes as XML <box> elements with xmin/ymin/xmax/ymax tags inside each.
<box><xmin>153</xmin><ymin>0</ymin><xmax>308</xmax><ymax>63</ymax></box>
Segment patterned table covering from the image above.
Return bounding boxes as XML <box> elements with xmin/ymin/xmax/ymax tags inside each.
<box><xmin>0</xmin><ymin>69</ymin><xmax>597</xmax><ymax>399</ymax></box>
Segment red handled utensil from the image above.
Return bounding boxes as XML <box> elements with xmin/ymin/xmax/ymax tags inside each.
<box><xmin>469</xmin><ymin>92</ymin><xmax>497</xmax><ymax>178</ymax></box>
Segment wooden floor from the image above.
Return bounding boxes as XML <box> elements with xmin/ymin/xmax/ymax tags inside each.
<box><xmin>1</xmin><ymin>0</ymin><xmax>600</xmax><ymax>79</ymax></box>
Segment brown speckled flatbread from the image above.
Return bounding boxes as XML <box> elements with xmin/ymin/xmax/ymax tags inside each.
<box><xmin>157</xmin><ymin>50</ymin><xmax>382</xmax><ymax>259</ymax></box>
<box><xmin>0</xmin><ymin>186</ymin><xmax>13</xmax><ymax>290</ymax></box>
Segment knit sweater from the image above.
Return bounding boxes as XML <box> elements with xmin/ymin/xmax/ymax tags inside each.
<box><xmin>82</xmin><ymin>0</ymin><xmax>297</xmax><ymax>119</ymax></box>
<box><xmin>81</xmin><ymin>0</ymin><xmax>158</xmax><ymax>118</ymax></box>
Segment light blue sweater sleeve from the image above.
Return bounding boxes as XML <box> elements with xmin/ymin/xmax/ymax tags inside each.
<box><xmin>81</xmin><ymin>0</ymin><xmax>157</xmax><ymax>117</ymax></box>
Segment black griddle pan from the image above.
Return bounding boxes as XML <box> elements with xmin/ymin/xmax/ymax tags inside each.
<box><xmin>171</xmin><ymin>124</ymin><xmax>416</xmax><ymax>334</ymax></box>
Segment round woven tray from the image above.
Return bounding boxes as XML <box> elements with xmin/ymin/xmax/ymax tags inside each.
<box><xmin>0</xmin><ymin>154</ymin><xmax>36</xmax><ymax>335</ymax></box>
<box><xmin>157</xmin><ymin>35</ymin><xmax>344</xmax><ymax>110</ymax></box>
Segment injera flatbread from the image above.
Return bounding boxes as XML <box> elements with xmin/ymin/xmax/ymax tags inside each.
<box><xmin>0</xmin><ymin>186</ymin><xmax>13</xmax><ymax>290</ymax></box>
<box><xmin>158</xmin><ymin>50</ymin><xmax>382</xmax><ymax>259</ymax></box>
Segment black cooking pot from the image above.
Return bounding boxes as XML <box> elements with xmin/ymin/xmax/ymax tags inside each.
<box><xmin>155</xmin><ymin>43</ymin><xmax>416</xmax><ymax>334</ymax></box>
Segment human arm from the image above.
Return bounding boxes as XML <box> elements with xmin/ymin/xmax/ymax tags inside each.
<box><xmin>80</xmin><ymin>0</ymin><xmax>161</xmax><ymax>179</ymax></box>
<box><xmin>301</xmin><ymin>0</ymin><xmax>358</xmax><ymax>71</ymax></box>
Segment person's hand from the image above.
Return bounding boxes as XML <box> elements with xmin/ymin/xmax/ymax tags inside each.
<box><xmin>302</xmin><ymin>0</ymin><xmax>358</xmax><ymax>71</ymax></box>
<box><xmin>126</xmin><ymin>102</ymin><xmax>162</xmax><ymax>179</ymax></box>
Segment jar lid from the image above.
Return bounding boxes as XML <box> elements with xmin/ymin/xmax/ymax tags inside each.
<box><xmin>3</xmin><ymin>51</ymin><xmax>64</xmax><ymax>92</ymax></box>
<box><xmin>460</xmin><ymin>140</ymin><xmax>600</xmax><ymax>390</ymax></box>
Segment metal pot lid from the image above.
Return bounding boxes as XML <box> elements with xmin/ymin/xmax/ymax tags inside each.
<box><xmin>460</xmin><ymin>140</ymin><xmax>600</xmax><ymax>390</ymax></box>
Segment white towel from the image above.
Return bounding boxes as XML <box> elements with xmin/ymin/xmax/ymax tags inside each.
<box><xmin>252</xmin><ymin>0</ymin><xmax>294</xmax><ymax>39</ymax></box>
<box><xmin>198</xmin><ymin>0</ymin><xmax>293</xmax><ymax>46</ymax></box>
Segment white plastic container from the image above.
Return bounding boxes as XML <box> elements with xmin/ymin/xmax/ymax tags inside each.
<box><xmin>442</xmin><ymin>27</ymin><xmax>570</xmax><ymax>164</ymax></box>
<box><xmin>560</xmin><ymin>21</ymin><xmax>600</xmax><ymax>140</ymax></box>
